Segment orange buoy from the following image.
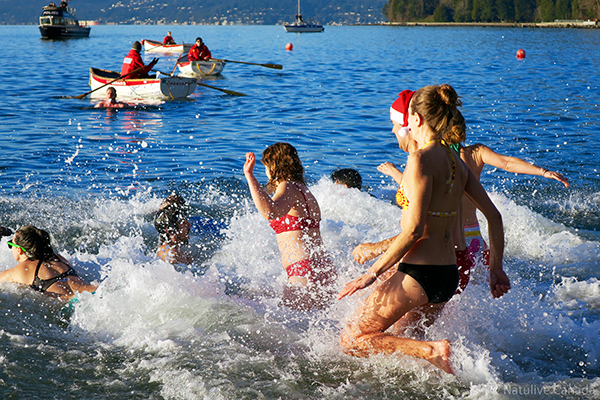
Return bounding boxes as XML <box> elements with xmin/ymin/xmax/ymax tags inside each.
<box><xmin>516</xmin><ymin>49</ymin><xmax>526</xmax><ymax>59</ymax></box>
<box><xmin>286</xmin><ymin>43</ymin><xmax>293</xmax><ymax>51</ymax></box>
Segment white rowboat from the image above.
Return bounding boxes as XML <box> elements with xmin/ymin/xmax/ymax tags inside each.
<box><xmin>88</xmin><ymin>68</ymin><xmax>197</xmax><ymax>100</ymax></box>
<box><xmin>177</xmin><ymin>60</ymin><xmax>226</xmax><ymax>77</ymax></box>
<box><xmin>141</xmin><ymin>39</ymin><xmax>193</xmax><ymax>54</ymax></box>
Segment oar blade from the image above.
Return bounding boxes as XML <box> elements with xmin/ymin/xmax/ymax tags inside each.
<box><xmin>197</xmin><ymin>82</ymin><xmax>246</xmax><ymax>97</ymax></box>
<box><xmin>263</xmin><ymin>63</ymin><xmax>283</xmax><ymax>70</ymax></box>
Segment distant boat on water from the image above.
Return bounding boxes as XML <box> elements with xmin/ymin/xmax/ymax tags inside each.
<box><xmin>38</xmin><ymin>0</ymin><xmax>91</xmax><ymax>39</ymax></box>
<box><xmin>284</xmin><ymin>0</ymin><xmax>324</xmax><ymax>33</ymax></box>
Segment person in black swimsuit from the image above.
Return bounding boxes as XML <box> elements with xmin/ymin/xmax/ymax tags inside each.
<box><xmin>337</xmin><ymin>85</ymin><xmax>510</xmax><ymax>374</ymax></box>
<box><xmin>0</xmin><ymin>225</ymin><xmax>97</xmax><ymax>299</ymax></box>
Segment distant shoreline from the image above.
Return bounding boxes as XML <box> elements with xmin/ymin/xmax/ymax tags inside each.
<box><xmin>8</xmin><ymin>20</ymin><xmax>600</xmax><ymax>28</ymax></box>
<box><xmin>363</xmin><ymin>20</ymin><xmax>600</xmax><ymax>29</ymax></box>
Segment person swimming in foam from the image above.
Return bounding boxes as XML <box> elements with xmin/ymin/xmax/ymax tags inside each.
<box><xmin>0</xmin><ymin>225</ymin><xmax>97</xmax><ymax>300</ymax></box>
<box><xmin>243</xmin><ymin>142</ymin><xmax>337</xmax><ymax>310</ymax></box>
<box><xmin>154</xmin><ymin>193</ymin><xmax>193</xmax><ymax>265</ymax></box>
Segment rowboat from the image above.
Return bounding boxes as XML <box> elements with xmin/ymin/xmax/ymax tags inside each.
<box><xmin>88</xmin><ymin>68</ymin><xmax>197</xmax><ymax>100</ymax></box>
<box><xmin>39</xmin><ymin>4</ymin><xmax>91</xmax><ymax>39</ymax></box>
<box><xmin>284</xmin><ymin>0</ymin><xmax>324</xmax><ymax>33</ymax></box>
<box><xmin>177</xmin><ymin>60</ymin><xmax>226</xmax><ymax>77</ymax></box>
<box><xmin>141</xmin><ymin>39</ymin><xmax>192</xmax><ymax>54</ymax></box>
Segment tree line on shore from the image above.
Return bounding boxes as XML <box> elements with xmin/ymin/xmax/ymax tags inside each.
<box><xmin>383</xmin><ymin>0</ymin><xmax>600</xmax><ymax>22</ymax></box>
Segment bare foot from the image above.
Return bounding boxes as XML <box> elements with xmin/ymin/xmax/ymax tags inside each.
<box><xmin>426</xmin><ymin>340</ymin><xmax>454</xmax><ymax>374</ymax></box>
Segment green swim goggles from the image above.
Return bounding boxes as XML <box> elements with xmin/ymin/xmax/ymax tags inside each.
<box><xmin>7</xmin><ymin>240</ymin><xmax>28</xmax><ymax>253</ymax></box>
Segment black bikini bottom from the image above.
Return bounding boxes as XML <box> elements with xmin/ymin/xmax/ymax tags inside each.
<box><xmin>397</xmin><ymin>263</ymin><xmax>459</xmax><ymax>304</ymax></box>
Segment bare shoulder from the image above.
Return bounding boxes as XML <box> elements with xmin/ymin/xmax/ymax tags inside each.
<box><xmin>0</xmin><ymin>263</ymin><xmax>28</xmax><ymax>284</ymax></box>
<box><xmin>460</xmin><ymin>143</ymin><xmax>489</xmax><ymax>174</ymax></box>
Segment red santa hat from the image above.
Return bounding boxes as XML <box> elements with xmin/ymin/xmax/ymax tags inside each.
<box><xmin>390</xmin><ymin>90</ymin><xmax>415</xmax><ymax>137</ymax></box>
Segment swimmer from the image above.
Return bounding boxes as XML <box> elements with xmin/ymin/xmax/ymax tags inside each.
<box><xmin>94</xmin><ymin>87</ymin><xmax>129</xmax><ymax>109</ymax></box>
<box><xmin>331</xmin><ymin>168</ymin><xmax>363</xmax><ymax>190</ymax></box>
<box><xmin>377</xmin><ymin>88</ymin><xmax>568</xmax><ymax>293</ymax></box>
<box><xmin>154</xmin><ymin>193</ymin><xmax>192</xmax><ymax>265</ymax></box>
<box><xmin>338</xmin><ymin>85</ymin><xmax>510</xmax><ymax>374</ymax></box>
<box><xmin>0</xmin><ymin>225</ymin><xmax>97</xmax><ymax>300</ymax></box>
<box><xmin>244</xmin><ymin>142</ymin><xmax>337</xmax><ymax>310</ymax></box>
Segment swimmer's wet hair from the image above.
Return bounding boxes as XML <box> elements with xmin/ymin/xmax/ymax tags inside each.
<box><xmin>155</xmin><ymin>194</ymin><xmax>187</xmax><ymax>243</ymax></box>
<box><xmin>261</xmin><ymin>142</ymin><xmax>305</xmax><ymax>193</ymax></box>
<box><xmin>14</xmin><ymin>225</ymin><xmax>55</xmax><ymax>261</ymax></box>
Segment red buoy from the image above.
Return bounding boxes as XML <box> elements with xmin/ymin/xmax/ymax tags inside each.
<box><xmin>516</xmin><ymin>49</ymin><xmax>526</xmax><ymax>59</ymax></box>
<box><xmin>286</xmin><ymin>43</ymin><xmax>293</xmax><ymax>51</ymax></box>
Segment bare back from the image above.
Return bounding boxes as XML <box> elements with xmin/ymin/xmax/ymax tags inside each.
<box><xmin>401</xmin><ymin>142</ymin><xmax>471</xmax><ymax>265</ymax></box>
<box><xmin>272</xmin><ymin>181</ymin><xmax>328</xmax><ymax>266</ymax></box>
<box><xmin>0</xmin><ymin>258</ymin><xmax>74</xmax><ymax>297</ymax></box>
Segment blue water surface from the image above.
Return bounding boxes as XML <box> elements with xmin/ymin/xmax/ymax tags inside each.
<box><xmin>0</xmin><ymin>24</ymin><xmax>599</xmax><ymax>400</ymax></box>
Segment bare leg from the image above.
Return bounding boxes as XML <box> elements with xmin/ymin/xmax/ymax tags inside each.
<box><xmin>340</xmin><ymin>271</ymin><xmax>454</xmax><ymax>374</ymax></box>
<box><xmin>389</xmin><ymin>303</ymin><xmax>446</xmax><ymax>338</ymax></box>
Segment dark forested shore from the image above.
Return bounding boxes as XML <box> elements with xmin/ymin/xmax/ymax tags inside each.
<box><xmin>378</xmin><ymin>20</ymin><xmax>599</xmax><ymax>28</ymax></box>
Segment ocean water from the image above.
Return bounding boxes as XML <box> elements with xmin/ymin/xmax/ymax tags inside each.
<box><xmin>0</xmin><ymin>23</ymin><xmax>599</xmax><ymax>399</ymax></box>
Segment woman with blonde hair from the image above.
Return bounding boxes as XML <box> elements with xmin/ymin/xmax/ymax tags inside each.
<box><xmin>338</xmin><ymin>85</ymin><xmax>510</xmax><ymax>374</ymax></box>
<box><xmin>244</xmin><ymin>142</ymin><xmax>336</xmax><ymax>310</ymax></box>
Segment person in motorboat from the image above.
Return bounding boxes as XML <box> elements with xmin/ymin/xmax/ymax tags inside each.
<box><xmin>243</xmin><ymin>142</ymin><xmax>337</xmax><ymax>310</ymax></box>
<box><xmin>163</xmin><ymin>31</ymin><xmax>175</xmax><ymax>45</ymax></box>
<box><xmin>188</xmin><ymin>37</ymin><xmax>212</xmax><ymax>61</ymax></box>
<box><xmin>95</xmin><ymin>87</ymin><xmax>130</xmax><ymax>109</ymax></box>
<box><xmin>0</xmin><ymin>225</ymin><xmax>97</xmax><ymax>300</ymax></box>
<box><xmin>154</xmin><ymin>193</ymin><xmax>192</xmax><ymax>265</ymax></box>
<box><xmin>337</xmin><ymin>84</ymin><xmax>510</xmax><ymax>374</ymax></box>
<box><xmin>121</xmin><ymin>41</ymin><xmax>158</xmax><ymax>79</ymax></box>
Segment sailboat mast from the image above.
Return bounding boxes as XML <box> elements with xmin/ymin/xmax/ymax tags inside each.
<box><xmin>297</xmin><ymin>0</ymin><xmax>301</xmax><ymax>15</ymax></box>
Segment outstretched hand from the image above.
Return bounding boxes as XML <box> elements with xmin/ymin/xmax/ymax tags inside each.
<box><xmin>337</xmin><ymin>272</ymin><xmax>377</xmax><ymax>300</ymax></box>
<box><xmin>489</xmin><ymin>268</ymin><xmax>511</xmax><ymax>298</ymax></box>
<box><xmin>244</xmin><ymin>152</ymin><xmax>256</xmax><ymax>175</ymax></box>
<box><xmin>377</xmin><ymin>162</ymin><xmax>399</xmax><ymax>177</ymax></box>
<box><xmin>352</xmin><ymin>243</ymin><xmax>382</xmax><ymax>264</ymax></box>
<box><xmin>545</xmin><ymin>170</ymin><xmax>569</xmax><ymax>188</ymax></box>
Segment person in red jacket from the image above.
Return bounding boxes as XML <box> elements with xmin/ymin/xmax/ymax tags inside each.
<box><xmin>188</xmin><ymin>37</ymin><xmax>211</xmax><ymax>61</ymax></box>
<box><xmin>163</xmin><ymin>31</ymin><xmax>175</xmax><ymax>45</ymax></box>
<box><xmin>120</xmin><ymin>41</ymin><xmax>158</xmax><ymax>79</ymax></box>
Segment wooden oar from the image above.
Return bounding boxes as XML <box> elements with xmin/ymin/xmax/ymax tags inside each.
<box><xmin>197</xmin><ymin>82</ymin><xmax>246</xmax><ymax>97</ymax></box>
<box><xmin>170</xmin><ymin>53</ymin><xmax>186</xmax><ymax>75</ymax></box>
<box><xmin>151</xmin><ymin>69</ymin><xmax>247</xmax><ymax>96</ymax></box>
<box><xmin>68</xmin><ymin>66</ymin><xmax>145</xmax><ymax>100</ymax></box>
<box><xmin>210</xmin><ymin>58</ymin><xmax>282</xmax><ymax>70</ymax></box>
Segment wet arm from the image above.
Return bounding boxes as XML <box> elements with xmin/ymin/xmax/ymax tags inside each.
<box><xmin>479</xmin><ymin>145</ymin><xmax>569</xmax><ymax>187</ymax></box>
<box><xmin>377</xmin><ymin>162</ymin><xmax>404</xmax><ymax>185</ymax></box>
<box><xmin>463</xmin><ymin>168</ymin><xmax>510</xmax><ymax>298</ymax></box>
<box><xmin>243</xmin><ymin>152</ymin><xmax>294</xmax><ymax>220</ymax></box>
<box><xmin>339</xmin><ymin>156</ymin><xmax>429</xmax><ymax>299</ymax></box>
<box><xmin>353</xmin><ymin>235</ymin><xmax>399</xmax><ymax>264</ymax></box>
<box><xmin>367</xmin><ymin>160</ymin><xmax>429</xmax><ymax>278</ymax></box>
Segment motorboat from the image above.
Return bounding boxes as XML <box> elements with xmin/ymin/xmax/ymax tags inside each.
<box><xmin>38</xmin><ymin>1</ymin><xmax>91</xmax><ymax>39</ymax></box>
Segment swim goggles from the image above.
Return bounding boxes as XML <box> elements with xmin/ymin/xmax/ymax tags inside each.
<box><xmin>7</xmin><ymin>240</ymin><xmax>28</xmax><ymax>253</ymax></box>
